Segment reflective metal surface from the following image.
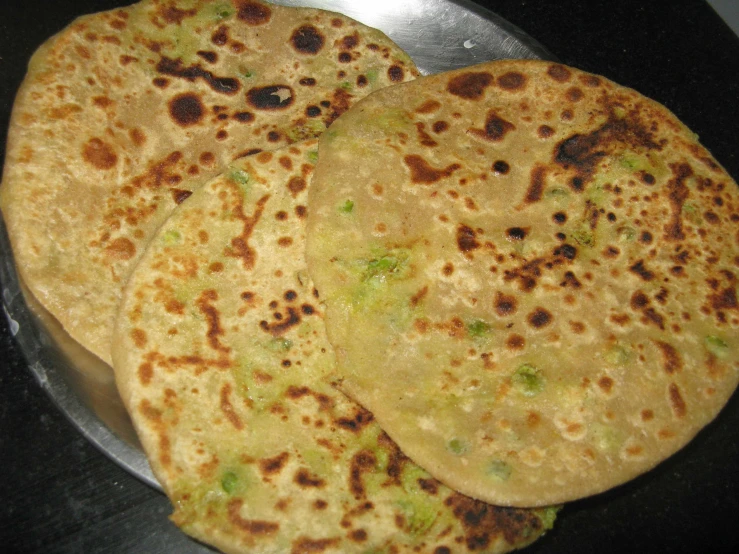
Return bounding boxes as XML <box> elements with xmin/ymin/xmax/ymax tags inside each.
<box><xmin>0</xmin><ymin>0</ymin><xmax>548</xmax><ymax>490</ymax></box>
<box><xmin>272</xmin><ymin>0</ymin><xmax>553</xmax><ymax>74</ymax></box>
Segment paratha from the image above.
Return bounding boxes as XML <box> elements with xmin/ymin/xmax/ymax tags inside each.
<box><xmin>0</xmin><ymin>0</ymin><xmax>417</xmax><ymax>365</ymax></box>
<box><xmin>112</xmin><ymin>139</ymin><xmax>557</xmax><ymax>553</ymax></box>
<box><xmin>305</xmin><ymin>59</ymin><xmax>739</xmax><ymax>507</ymax></box>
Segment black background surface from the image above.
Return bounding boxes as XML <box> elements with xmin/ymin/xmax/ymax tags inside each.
<box><xmin>1</xmin><ymin>1</ymin><xmax>738</xmax><ymax>553</ymax></box>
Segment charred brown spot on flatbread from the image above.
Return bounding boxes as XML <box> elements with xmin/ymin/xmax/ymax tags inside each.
<box><xmin>668</xmin><ymin>383</ymin><xmax>688</xmax><ymax>418</ymax></box>
<box><xmin>629</xmin><ymin>260</ymin><xmax>655</xmax><ymax>281</ymax></box>
<box><xmin>291</xmin><ymin>537</ymin><xmax>340</xmax><ymax>553</ymax></box>
<box><xmin>655</xmin><ymin>341</ymin><xmax>683</xmax><ymax>374</ymax></box>
<box><xmin>83</xmin><ymin>137</ymin><xmax>118</xmax><ymax>170</ymax></box>
<box><xmin>457</xmin><ymin>224</ymin><xmax>481</xmax><ymax>254</ymax></box>
<box><xmin>445</xmin><ymin>494</ymin><xmax>544</xmax><ymax>549</ymax></box>
<box><xmin>497</xmin><ymin>72</ymin><xmax>527</xmax><ymax>90</ymax></box>
<box><xmin>220</xmin><ymin>383</ymin><xmax>243</xmax><ymax>429</ymax></box>
<box><xmin>105</xmin><ymin>237</ymin><xmax>136</xmax><ymax>260</ymax></box>
<box><xmin>169</xmin><ymin>93</ymin><xmax>205</xmax><ymax>126</ymax></box>
<box><xmin>524</xmin><ymin>164</ymin><xmax>547</xmax><ymax>204</ymax></box>
<box><xmin>247</xmin><ymin>85</ymin><xmax>295</xmax><ymax>110</ymax></box>
<box><xmin>388</xmin><ymin>65</ymin><xmax>405</xmax><ymax>82</ymax></box>
<box><xmin>663</xmin><ymin>163</ymin><xmax>693</xmax><ymax>241</ymax></box>
<box><xmin>547</xmin><ymin>63</ymin><xmax>572</xmax><ymax>82</ymax></box>
<box><xmin>349</xmin><ymin>450</ymin><xmax>377</xmax><ymax>499</ymax></box>
<box><xmin>494</xmin><ymin>292</ymin><xmax>518</xmax><ymax>316</ymax></box>
<box><xmin>446</xmin><ymin>72</ymin><xmax>494</xmax><ymax>100</ymax></box>
<box><xmin>335</xmin><ymin>408</ymin><xmax>375</xmax><ymax>433</ymax></box>
<box><xmin>138</xmin><ymin>362</ymin><xmax>153</xmax><ymax>385</ymax></box>
<box><xmin>404</xmin><ymin>155</ymin><xmax>460</xmax><ymax>184</ymax></box>
<box><xmin>470</xmin><ymin>111</ymin><xmax>516</xmax><ymax>142</ymax></box>
<box><xmin>227</xmin><ymin>499</ymin><xmax>279</xmax><ymax>535</ymax></box>
<box><xmin>291</xmin><ymin>25</ymin><xmax>325</xmax><ymax>54</ymax></box>
<box><xmin>236</xmin><ymin>1</ymin><xmax>272</xmax><ymax>25</ymax></box>
<box><xmin>554</xmin><ymin>113</ymin><xmax>663</xmax><ymax>190</ymax></box>
<box><xmin>196</xmin><ymin>289</ymin><xmax>230</xmax><ymax>353</ymax></box>
<box><xmin>156</xmin><ymin>57</ymin><xmax>240</xmax><ymax>95</ymax></box>
<box><xmin>527</xmin><ymin>307</ymin><xmax>553</xmax><ymax>329</ymax></box>
<box><xmin>172</xmin><ymin>189</ymin><xmax>193</xmax><ymax>204</ymax></box>
<box><xmin>225</xmin><ymin>194</ymin><xmax>270</xmax><ymax>270</ymax></box>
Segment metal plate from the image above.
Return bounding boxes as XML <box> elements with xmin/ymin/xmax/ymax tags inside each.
<box><xmin>0</xmin><ymin>0</ymin><xmax>551</xmax><ymax>491</ymax></box>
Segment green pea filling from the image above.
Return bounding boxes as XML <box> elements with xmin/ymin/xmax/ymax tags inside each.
<box><xmin>212</xmin><ymin>3</ymin><xmax>235</xmax><ymax>20</ymax></box>
<box><xmin>447</xmin><ymin>438</ymin><xmax>468</xmax><ymax>455</ymax></box>
<box><xmin>162</xmin><ymin>229</ymin><xmax>182</xmax><ymax>245</ymax></box>
<box><xmin>228</xmin><ymin>168</ymin><xmax>250</xmax><ymax>187</ymax></box>
<box><xmin>617</xmin><ymin>225</ymin><xmax>636</xmax><ymax>242</ymax></box>
<box><xmin>705</xmin><ymin>335</ymin><xmax>729</xmax><ymax>358</ymax></box>
<box><xmin>487</xmin><ymin>459</ymin><xmax>512</xmax><ymax>481</ymax></box>
<box><xmin>266</xmin><ymin>337</ymin><xmax>293</xmax><ymax>352</ymax></box>
<box><xmin>545</xmin><ymin>187</ymin><xmax>569</xmax><ymax>201</ymax></box>
<box><xmin>339</xmin><ymin>199</ymin><xmax>355</xmax><ymax>213</ymax></box>
<box><xmin>467</xmin><ymin>319</ymin><xmax>492</xmax><ymax>338</ymax></box>
<box><xmin>362</xmin><ymin>253</ymin><xmax>408</xmax><ymax>282</ymax></box>
<box><xmin>512</xmin><ymin>364</ymin><xmax>545</xmax><ymax>397</ymax></box>
<box><xmin>221</xmin><ymin>471</ymin><xmax>238</xmax><ymax>494</ymax></box>
<box><xmin>572</xmin><ymin>227</ymin><xmax>594</xmax><ymax>247</ymax></box>
<box><xmin>604</xmin><ymin>344</ymin><xmax>631</xmax><ymax>365</ymax></box>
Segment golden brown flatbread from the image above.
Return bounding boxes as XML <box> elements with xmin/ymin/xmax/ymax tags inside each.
<box><xmin>305</xmin><ymin>59</ymin><xmax>739</xmax><ymax>507</ymax></box>
<box><xmin>112</xmin><ymin>140</ymin><xmax>557</xmax><ymax>553</ymax></box>
<box><xmin>0</xmin><ymin>0</ymin><xmax>417</xmax><ymax>364</ymax></box>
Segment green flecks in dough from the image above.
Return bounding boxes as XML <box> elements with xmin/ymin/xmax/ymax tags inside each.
<box><xmin>487</xmin><ymin>459</ymin><xmax>512</xmax><ymax>481</ymax></box>
<box><xmin>287</xmin><ymin>119</ymin><xmax>326</xmax><ymax>143</ymax></box>
<box><xmin>210</xmin><ymin>2</ymin><xmax>235</xmax><ymax>20</ymax></box>
<box><xmin>618</xmin><ymin>151</ymin><xmax>646</xmax><ymax>170</ymax></box>
<box><xmin>604</xmin><ymin>344</ymin><xmax>631</xmax><ymax>365</ymax></box>
<box><xmin>228</xmin><ymin>167</ymin><xmax>250</xmax><ymax>188</ymax></box>
<box><xmin>339</xmin><ymin>199</ymin><xmax>355</xmax><ymax>214</ymax></box>
<box><xmin>538</xmin><ymin>506</ymin><xmax>560</xmax><ymax>530</ymax></box>
<box><xmin>221</xmin><ymin>471</ymin><xmax>238</xmax><ymax>494</ymax></box>
<box><xmin>512</xmin><ymin>364</ymin><xmax>545</xmax><ymax>397</ymax></box>
<box><xmin>162</xmin><ymin>229</ymin><xmax>182</xmax><ymax>245</ymax></box>
<box><xmin>306</xmin><ymin>150</ymin><xmax>319</xmax><ymax>164</ymax></box>
<box><xmin>266</xmin><ymin>337</ymin><xmax>293</xmax><ymax>352</ymax></box>
<box><xmin>571</xmin><ymin>226</ymin><xmax>595</xmax><ymax>247</ymax></box>
<box><xmin>447</xmin><ymin>438</ymin><xmax>469</xmax><ymax>455</ymax></box>
<box><xmin>361</xmin><ymin>250</ymin><xmax>411</xmax><ymax>283</ymax></box>
<box><xmin>393</xmin><ymin>498</ymin><xmax>439</xmax><ymax>537</ymax></box>
<box><xmin>705</xmin><ymin>335</ymin><xmax>729</xmax><ymax>358</ymax></box>
<box><xmin>545</xmin><ymin>187</ymin><xmax>570</xmax><ymax>202</ymax></box>
<box><xmin>467</xmin><ymin>319</ymin><xmax>492</xmax><ymax>338</ymax></box>
<box><xmin>399</xmin><ymin>464</ymin><xmax>426</xmax><ymax>490</ymax></box>
<box><xmin>682</xmin><ymin>202</ymin><xmax>702</xmax><ymax>225</ymax></box>
<box><xmin>590</xmin><ymin>423</ymin><xmax>621</xmax><ymax>452</ymax></box>
<box><xmin>371</xmin><ymin>108</ymin><xmax>413</xmax><ymax>133</ymax></box>
<box><xmin>616</xmin><ymin>225</ymin><xmax>637</xmax><ymax>242</ymax></box>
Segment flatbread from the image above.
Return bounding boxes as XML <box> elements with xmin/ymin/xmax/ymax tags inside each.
<box><xmin>305</xmin><ymin>59</ymin><xmax>739</xmax><ymax>507</ymax></box>
<box><xmin>0</xmin><ymin>0</ymin><xmax>418</xmax><ymax>365</ymax></box>
<box><xmin>112</xmin><ymin>140</ymin><xmax>557</xmax><ymax>553</ymax></box>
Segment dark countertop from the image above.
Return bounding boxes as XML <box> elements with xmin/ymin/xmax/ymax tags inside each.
<box><xmin>1</xmin><ymin>1</ymin><xmax>738</xmax><ymax>552</ymax></box>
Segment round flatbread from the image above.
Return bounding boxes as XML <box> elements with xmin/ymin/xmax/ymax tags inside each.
<box><xmin>0</xmin><ymin>0</ymin><xmax>417</xmax><ymax>364</ymax></box>
<box><xmin>305</xmin><ymin>59</ymin><xmax>739</xmax><ymax>507</ymax></box>
<box><xmin>112</xmin><ymin>140</ymin><xmax>556</xmax><ymax>553</ymax></box>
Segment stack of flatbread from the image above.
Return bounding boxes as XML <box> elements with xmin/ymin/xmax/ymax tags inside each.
<box><xmin>2</xmin><ymin>1</ymin><xmax>737</xmax><ymax>552</ymax></box>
